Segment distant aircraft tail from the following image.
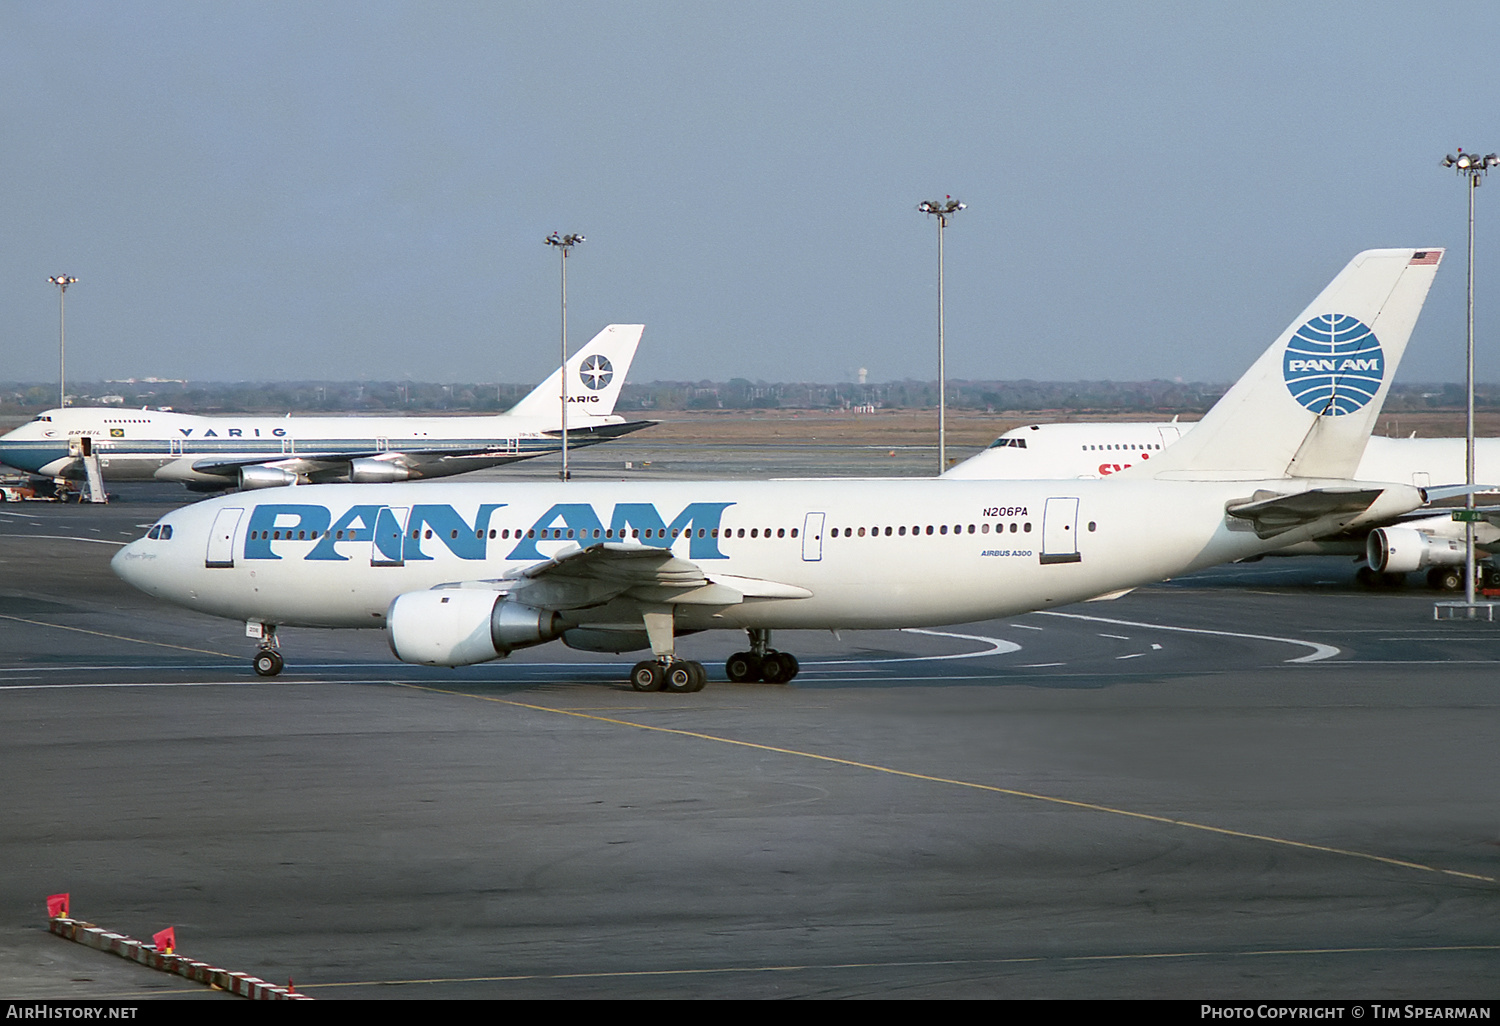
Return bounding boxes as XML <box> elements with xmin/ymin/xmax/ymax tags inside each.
<box><xmin>506</xmin><ymin>324</ymin><xmax>644</xmax><ymax>425</ymax></box>
<box><xmin>1125</xmin><ymin>248</ymin><xmax>1443</xmax><ymax>481</ymax></box>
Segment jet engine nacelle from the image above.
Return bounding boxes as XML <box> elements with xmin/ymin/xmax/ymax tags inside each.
<box><xmin>1366</xmin><ymin>526</ymin><xmax>1465</xmax><ymax>574</ymax></box>
<box><xmin>348</xmin><ymin>458</ymin><xmax>412</xmax><ymax>483</ymax></box>
<box><xmin>386</xmin><ymin>590</ymin><xmax>570</xmax><ymax>666</ymax></box>
<box><xmin>238</xmin><ymin>465</ymin><xmax>300</xmax><ymax>490</ymax></box>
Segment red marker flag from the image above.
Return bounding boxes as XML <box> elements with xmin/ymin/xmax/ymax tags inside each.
<box><xmin>46</xmin><ymin>893</ymin><xmax>69</xmax><ymax>918</ymax></box>
<box><xmin>153</xmin><ymin>927</ymin><xmax>176</xmax><ymax>954</ymax></box>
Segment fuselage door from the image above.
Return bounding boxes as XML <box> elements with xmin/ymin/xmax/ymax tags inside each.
<box><xmin>1157</xmin><ymin>425</ymin><xmax>1182</xmax><ymax>448</ymax></box>
<box><xmin>801</xmin><ymin>512</ymin><xmax>826</xmax><ymax>561</ymax></box>
<box><xmin>372</xmin><ymin>506</ymin><xmax>408</xmax><ymax>567</ymax></box>
<box><xmin>1040</xmin><ymin>497</ymin><xmax>1082</xmax><ymax>565</ymax></box>
<box><xmin>205</xmin><ymin>507</ymin><xmax>244</xmax><ymax>568</ymax></box>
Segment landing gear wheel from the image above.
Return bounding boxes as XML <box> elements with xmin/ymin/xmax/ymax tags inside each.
<box><xmin>759</xmin><ymin>650</ymin><xmax>800</xmax><ymax>684</ymax></box>
<box><xmin>664</xmin><ymin>660</ymin><xmax>707</xmax><ymax>694</ymax></box>
<box><xmin>253</xmin><ymin>650</ymin><xmax>284</xmax><ymax>677</ymax></box>
<box><xmin>630</xmin><ymin>660</ymin><xmax>665</xmax><ymax>692</ymax></box>
<box><xmin>1356</xmin><ymin>566</ymin><xmax>1379</xmax><ymax>587</ymax></box>
<box><xmin>725</xmin><ymin>651</ymin><xmax>762</xmax><ymax>682</ymax></box>
<box><xmin>1431</xmin><ymin>567</ymin><xmax>1464</xmax><ymax>592</ymax></box>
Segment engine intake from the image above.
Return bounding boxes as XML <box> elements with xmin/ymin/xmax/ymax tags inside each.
<box><xmin>1366</xmin><ymin>526</ymin><xmax>1465</xmax><ymax>574</ymax></box>
<box><xmin>387</xmin><ymin>590</ymin><xmax>569</xmax><ymax>666</ymax></box>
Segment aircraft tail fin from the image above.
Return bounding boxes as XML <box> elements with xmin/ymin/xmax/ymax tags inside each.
<box><xmin>506</xmin><ymin>324</ymin><xmax>644</xmax><ymax>424</ymax></box>
<box><xmin>1126</xmin><ymin>248</ymin><xmax>1442</xmax><ymax>481</ymax></box>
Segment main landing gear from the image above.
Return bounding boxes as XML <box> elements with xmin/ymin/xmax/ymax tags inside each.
<box><xmin>629</xmin><ymin>658</ymin><xmax>707</xmax><ymax>693</ymax></box>
<box><xmin>249</xmin><ymin>622</ymin><xmax>284</xmax><ymax>677</ymax></box>
<box><xmin>625</xmin><ymin>625</ymin><xmax>802</xmax><ymax>693</ymax></box>
<box><xmin>724</xmin><ymin>628</ymin><xmax>800</xmax><ymax>684</ymax></box>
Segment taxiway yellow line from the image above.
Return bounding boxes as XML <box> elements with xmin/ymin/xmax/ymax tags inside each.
<box><xmin>292</xmin><ymin>942</ymin><xmax>1500</xmax><ymax>990</ymax></box>
<box><xmin>392</xmin><ymin>681</ymin><xmax>1496</xmax><ymax>886</ymax></box>
<box><xmin>0</xmin><ymin>613</ymin><xmax>237</xmax><ymax>659</ymax></box>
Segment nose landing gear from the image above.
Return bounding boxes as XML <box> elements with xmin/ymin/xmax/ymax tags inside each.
<box><xmin>248</xmin><ymin>622</ymin><xmax>283</xmax><ymax>677</ymax></box>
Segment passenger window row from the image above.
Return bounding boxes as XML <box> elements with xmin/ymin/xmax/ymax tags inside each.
<box><xmin>830</xmin><ymin>522</ymin><xmax>1026</xmax><ymax>537</ymax></box>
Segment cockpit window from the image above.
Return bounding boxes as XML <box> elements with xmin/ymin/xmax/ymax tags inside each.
<box><xmin>34</xmin><ymin>415</ymin><xmax>51</xmax><ymax>422</ymax></box>
<box><xmin>146</xmin><ymin>524</ymin><xmax>173</xmax><ymax>540</ymax></box>
<box><xmin>986</xmin><ymin>437</ymin><xmax>1027</xmax><ymax>449</ymax></box>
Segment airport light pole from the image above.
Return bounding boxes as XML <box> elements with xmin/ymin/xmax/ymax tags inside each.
<box><xmin>1442</xmin><ymin>150</ymin><xmax>1499</xmax><ymax>614</ymax></box>
<box><xmin>48</xmin><ymin>276</ymin><xmax>78</xmax><ymax>408</ymax></box>
<box><xmin>545</xmin><ymin>232</ymin><xmax>585</xmax><ymax>481</ymax></box>
<box><xmin>918</xmin><ymin>198</ymin><xmax>964</xmax><ymax>473</ymax></box>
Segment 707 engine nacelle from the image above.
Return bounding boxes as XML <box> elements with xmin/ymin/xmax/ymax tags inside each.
<box><xmin>1366</xmin><ymin>526</ymin><xmax>1465</xmax><ymax>574</ymax></box>
<box><xmin>348</xmin><ymin>458</ymin><xmax>412</xmax><ymax>483</ymax></box>
<box><xmin>386</xmin><ymin>590</ymin><xmax>570</xmax><ymax>666</ymax></box>
<box><xmin>238</xmin><ymin>465</ymin><xmax>301</xmax><ymax>490</ymax></box>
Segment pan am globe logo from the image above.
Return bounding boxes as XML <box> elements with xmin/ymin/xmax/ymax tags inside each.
<box><xmin>1282</xmin><ymin>313</ymin><xmax>1384</xmax><ymax>416</ymax></box>
<box><xmin>578</xmin><ymin>354</ymin><xmax>613</xmax><ymax>390</ymax></box>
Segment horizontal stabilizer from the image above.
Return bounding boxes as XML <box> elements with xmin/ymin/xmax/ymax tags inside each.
<box><xmin>1226</xmin><ymin>484</ymin><xmax>1425</xmax><ymax>539</ymax></box>
<box><xmin>1419</xmin><ymin>483</ymin><xmax>1500</xmax><ymax>503</ymax></box>
<box><xmin>1228</xmin><ymin>487</ymin><xmax>1388</xmax><ymax>538</ymax></box>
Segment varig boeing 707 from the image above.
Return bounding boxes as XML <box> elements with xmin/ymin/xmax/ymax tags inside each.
<box><xmin>0</xmin><ymin>324</ymin><xmax>650</xmax><ymax>491</ymax></box>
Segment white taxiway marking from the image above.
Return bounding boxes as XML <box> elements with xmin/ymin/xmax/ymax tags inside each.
<box><xmin>0</xmin><ymin>681</ymin><xmax>266</xmax><ymax>690</ymax></box>
<box><xmin>0</xmin><ymin>533</ymin><xmax>127</xmax><ymax>546</ymax></box>
<box><xmin>812</xmin><ymin>628</ymin><xmax>1021</xmax><ymax>665</ymax></box>
<box><xmin>1034</xmin><ymin>612</ymin><xmax>1339</xmax><ymax>663</ymax></box>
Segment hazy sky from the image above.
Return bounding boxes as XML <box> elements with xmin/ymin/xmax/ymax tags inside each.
<box><xmin>4</xmin><ymin>2</ymin><xmax>1499</xmax><ymax>386</ymax></box>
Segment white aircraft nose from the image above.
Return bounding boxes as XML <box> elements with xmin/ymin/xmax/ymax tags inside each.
<box><xmin>111</xmin><ymin>539</ymin><xmax>162</xmax><ymax>594</ymax></box>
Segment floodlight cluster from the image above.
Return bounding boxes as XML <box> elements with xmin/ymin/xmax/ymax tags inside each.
<box><xmin>1442</xmin><ymin>151</ymin><xmax>1500</xmax><ymax>174</ymax></box>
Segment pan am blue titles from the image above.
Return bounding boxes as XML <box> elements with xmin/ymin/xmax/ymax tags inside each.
<box><xmin>0</xmin><ymin>325</ymin><xmax>649</xmax><ymax>490</ymax></box>
<box><xmin>113</xmin><ymin>250</ymin><xmax>1440</xmax><ymax>691</ymax></box>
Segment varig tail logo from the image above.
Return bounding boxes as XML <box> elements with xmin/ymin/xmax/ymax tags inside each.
<box><xmin>578</xmin><ymin>355</ymin><xmax>613</xmax><ymax>391</ymax></box>
<box><xmin>1282</xmin><ymin>313</ymin><xmax>1384</xmax><ymax>416</ymax></box>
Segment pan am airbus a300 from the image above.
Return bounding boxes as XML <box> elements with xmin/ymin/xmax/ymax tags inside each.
<box><xmin>0</xmin><ymin>324</ymin><xmax>649</xmax><ymax>491</ymax></box>
<box><xmin>114</xmin><ymin>249</ymin><xmax>1438</xmax><ymax>691</ymax></box>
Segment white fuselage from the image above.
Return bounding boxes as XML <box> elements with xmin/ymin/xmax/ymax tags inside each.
<box><xmin>946</xmin><ymin>422</ymin><xmax>1500</xmax><ymax>489</ymax></box>
<box><xmin>0</xmin><ymin>407</ymin><xmax>628</xmax><ymax>483</ymax></box>
<box><xmin>112</xmin><ymin>476</ymin><xmax>1407</xmax><ymax>634</ymax></box>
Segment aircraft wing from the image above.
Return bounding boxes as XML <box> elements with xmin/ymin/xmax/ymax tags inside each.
<box><xmin>179</xmin><ymin>419</ymin><xmax>658</xmax><ymax>481</ymax></box>
<box><xmin>183</xmin><ymin>452</ymin><xmax>390</xmax><ymax>478</ymax></box>
<box><xmin>496</xmin><ymin>540</ymin><xmax>812</xmax><ymax>611</ymax></box>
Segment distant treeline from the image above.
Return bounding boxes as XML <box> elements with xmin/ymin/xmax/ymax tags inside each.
<box><xmin>1</xmin><ymin>378</ymin><xmax>1496</xmax><ymax>416</ymax></box>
